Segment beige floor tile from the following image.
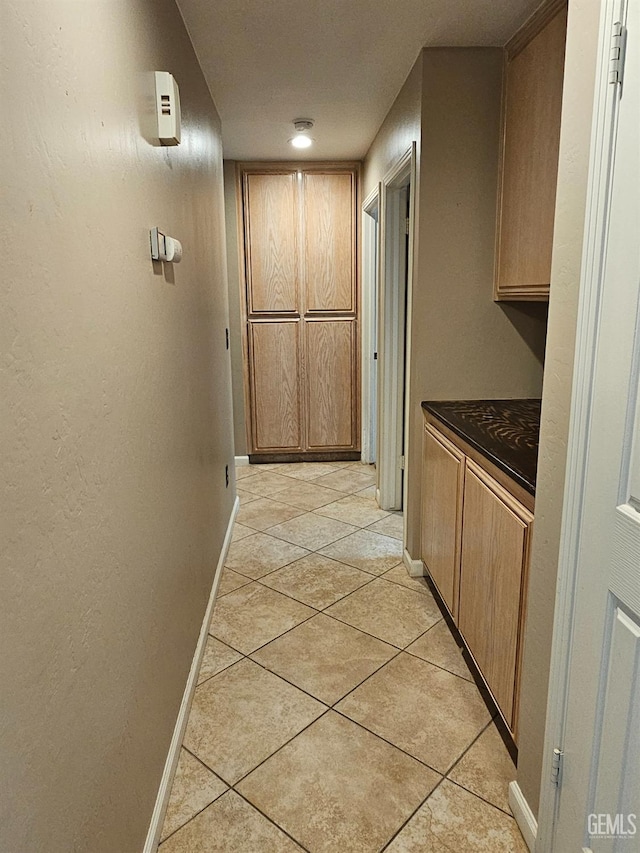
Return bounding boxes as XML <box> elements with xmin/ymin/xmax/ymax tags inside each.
<box><xmin>385</xmin><ymin>779</ymin><xmax>527</xmax><ymax>852</ymax></box>
<box><xmin>314</xmin><ymin>468</ymin><xmax>377</xmax><ymax>493</ymax></box>
<box><xmin>235</xmin><ymin>489</ymin><xmax>260</xmax><ymax>505</ymax></box>
<box><xmin>217</xmin><ymin>567</ymin><xmax>251</xmax><ymax>597</ymax></box>
<box><xmin>224</xmin><ymin>532</ymin><xmax>309</xmax><ymax>579</ymax></box>
<box><xmin>314</xmin><ymin>493</ymin><xmax>391</xmax><ymax>527</ymax></box>
<box><xmin>272</xmin><ymin>479</ymin><xmax>345</xmax><ymax>511</ymax></box>
<box><xmin>211</xmin><ymin>583</ymin><xmax>315</xmax><ymax>655</ymax></box>
<box><xmin>230</xmin><ymin>522</ymin><xmax>255</xmax><ymax>542</ymax></box>
<box><xmin>198</xmin><ymin>636</ymin><xmax>243</xmax><ymax>684</ymax></box>
<box><xmin>268</xmin><ymin>512</ymin><xmax>357</xmax><ymax>550</ymax></box>
<box><xmin>367</xmin><ymin>512</ymin><xmax>404</xmax><ymax>539</ymax></box>
<box><xmin>355</xmin><ymin>484</ymin><xmax>377</xmax><ymax>498</ymax></box>
<box><xmin>319</xmin><ymin>529</ymin><xmax>403</xmax><ymax>575</ymax></box>
<box><xmin>325</xmin><ymin>578</ymin><xmax>440</xmax><ymax>647</ymax></box>
<box><xmin>239</xmin><ymin>471</ymin><xmax>298</xmax><ymax>497</ymax></box>
<box><xmin>252</xmin><ymin>613</ymin><xmax>397</xmax><ymax>704</ymax></box>
<box><xmin>406</xmin><ymin>620</ymin><xmax>472</xmax><ymax>681</ymax></box>
<box><xmin>235</xmin><ymin>465</ymin><xmax>260</xmax><ymax>480</ymax></box>
<box><xmin>237</xmin><ymin>497</ymin><xmax>305</xmax><ymax>531</ymax></box>
<box><xmin>259</xmin><ymin>553</ymin><xmax>372</xmax><ymax>609</ymax></box>
<box><xmin>343</xmin><ymin>461</ymin><xmax>376</xmax><ymax>472</ymax></box>
<box><xmin>238</xmin><ymin>712</ymin><xmax>440</xmax><ymax>853</ymax></box>
<box><xmin>268</xmin><ymin>461</ymin><xmax>342</xmax><ymax>480</ymax></box>
<box><xmin>160</xmin><ymin>749</ymin><xmax>227</xmax><ymax>841</ymax></box>
<box><xmin>159</xmin><ymin>790</ymin><xmax>304</xmax><ymax>852</ymax></box>
<box><xmin>184</xmin><ymin>659</ymin><xmax>324</xmax><ymax>784</ymax></box>
<box><xmin>382</xmin><ymin>564</ymin><xmax>438</xmax><ymax>597</ymax></box>
<box><xmin>448</xmin><ymin>724</ymin><xmax>515</xmax><ymax>813</ymax></box>
<box><xmin>337</xmin><ymin>653</ymin><xmax>491</xmax><ymax>773</ymax></box>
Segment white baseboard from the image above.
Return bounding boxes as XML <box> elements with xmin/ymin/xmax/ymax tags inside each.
<box><xmin>143</xmin><ymin>495</ymin><xmax>239</xmax><ymax>853</ymax></box>
<box><xmin>403</xmin><ymin>549</ymin><xmax>425</xmax><ymax>578</ymax></box>
<box><xmin>509</xmin><ymin>781</ymin><xmax>537</xmax><ymax>852</ymax></box>
<box><xmin>234</xmin><ymin>455</ymin><xmax>250</xmax><ymax>467</ymax></box>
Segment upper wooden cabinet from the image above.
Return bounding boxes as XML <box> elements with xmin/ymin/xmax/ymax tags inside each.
<box><xmin>303</xmin><ymin>172</ymin><xmax>356</xmax><ymax>313</ymax></box>
<box><xmin>494</xmin><ymin>0</ymin><xmax>568</xmax><ymax>301</ymax></box>
<box><xmin>244</xmin><ymin>172</ymin><xmax>299</xmax><ymax>314</ymax></box>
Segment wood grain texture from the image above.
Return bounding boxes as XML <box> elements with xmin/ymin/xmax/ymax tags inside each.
<box><xmin>421</xmin><ymin>424</ymin><xmax>465</xmax><ymax>618</ymax></box>
<box><xmin>239</xmin><ymin>163</ymin><xmax>360</xmax><ymax>456</ymax></box>
<box><xmin>249</xmin><ymin>321</ymin><xmax>301</xmax><ymax>451</ymax></box>
<box><xmin>423</xmin><ymin>412</ymin><xmax>535</xmax><ymax>513</ymax></box>
<box><xmin>457</xmin><ymin>461</ymin><xmax>533</xmax><ymax>729</ymax></box>
<box><xmin>495</xmin><ymin>3</ymin><xmax>567</xmax><ymax>300</ymax></box>
<box><xmin>305</xmin><ymin>320</ymin><xmax>355</xmax><ymax>449</ymax></box>
<box><xmin>244</xmin><ymin>172</ymin><xmax>298</xmax><ymax>314</ymax></box>
<box><xmin>303</xmin><ymin>173</ymin><xmax>355</xmax><ymax>313</ymax></box>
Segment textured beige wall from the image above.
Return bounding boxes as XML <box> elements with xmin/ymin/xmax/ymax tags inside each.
<box><xmin>363</xmin><ymin>53</ymin><xmax>423</xmax><ymax>200</ymax></box>
<box><xmin>0</xmin><ymin>2</ymin><xmax>234</xmax><ymax>851</ymax></box>
<box><xmin>404</xmin><ymin>48</ymin><xmax>547</xmax><ymax>557</ymax></box>
<box><xmin>516</xmin><ymin>0</ymin><xmax>601</xmax><ymax>817</ymax></box>
<box><xmin>224</xmin><ymin>160</ymin><xmax>248</xmax><ymax>455</ymax></box>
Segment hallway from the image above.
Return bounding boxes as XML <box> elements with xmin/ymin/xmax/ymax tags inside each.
<box><xmin>157</xmin><ymin>462</ymin><xmax>527</xmax><ymax>852</ymax></box>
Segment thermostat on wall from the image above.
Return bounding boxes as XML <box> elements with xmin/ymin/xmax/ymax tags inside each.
<box><xmin>155</xmin><ymin>71</ymin><xmax>181</xmax><ymax>145</ymax></box>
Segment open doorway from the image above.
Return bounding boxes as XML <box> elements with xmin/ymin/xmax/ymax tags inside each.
<box><xmin>361</xmin><ymin>187</ymin><xmax>380</xmax><ymax>465</ymax></box>
<box><xmin>376</xmin><ymin>145</ymin><xmax>416</xmax><ymax>512</ymax></box>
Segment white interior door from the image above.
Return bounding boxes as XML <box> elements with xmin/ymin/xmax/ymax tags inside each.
<box><xmin>539</xmin><ymin>1</ymin><xmax>640</xmax><ymax>849</ymax></box>
<box><xmin>377</xmin><ymin>147</ymin><xmax>415</xmax><ymax>512</ymax></box>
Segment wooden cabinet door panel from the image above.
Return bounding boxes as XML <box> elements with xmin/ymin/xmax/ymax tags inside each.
<box><xmin>305</xmin><ymin>319</ymin><xmax>355</xmax><ymax>449</ymax></box>
<box><xmin>458</xmin><ymin>462</ymin><xmax>532</xmax><ymax>727</ymax></box>
<box><xmin>495</xmin><ymin>4</ymin><xmax>567</xmax><ymax>299</ymax></box>
<box><xmin>244</xmin><ymin>173</ymin><xmax>298</xmax><ymax>314</ymax></box>
<box><xmin>303</xmin><ymin>173</ymin><xmax>355</xmax><ymax>313</ymax></box>
<box><xmin>249</xmin><ymin>321</ymin><xmax>301</xmax><ymax>451</ymax></box>
<box><xmin>421</xmin><ymin>424</ymin><xmax>465</xmax><ymax>617</ymax></box>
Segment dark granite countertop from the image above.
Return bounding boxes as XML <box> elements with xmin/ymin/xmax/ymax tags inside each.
<box><xmin>421</xmin><ymin>399</ymin><xmax>541</xmax><ymax>496</ymax></box>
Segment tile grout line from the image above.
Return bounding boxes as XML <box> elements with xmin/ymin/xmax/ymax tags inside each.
<box><xmin>378</xmin><ymin>774</ymin><xmax>449</xmax><ymax>852</ymax></box>
<box><xmin>158</xmin><ymin>746</ymin><xmax>231</xmax><ymax>845</ymax></box>
<box><xmin>228</xmin><ymin>707</ymin><xmax>334</xmax><ymax>789</ymax></box>
<box><xmin>329</xmin><ymin>705</ymin><xmax>446</xmax><ymax>779</ymax></box>
<box><xmin>186</xmin><ymin>469</ymin><xmax>515</xmax><ymax>849</ymax></box>
<box><xmin>231</xmin><ymin>789</ymin><xmax>313</xmax><ymax>853</ymax></box>
<box><xmin>157</xmin><ymin>787</ymin><xmax>228</xmax><ymax>847</ymax></box>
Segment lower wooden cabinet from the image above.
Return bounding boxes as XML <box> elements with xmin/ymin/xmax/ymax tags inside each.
<box><xmin>421</xmin><ymin>421</ymin><xmax>533</xmax><ymax>739</ymax></box>
<box><xmin>421</xmin><ymin>424</ymin><xmax>465</xmax><ymax>617</ymax></box>
<box><xmin>458</xmin><ymin>461</ymin><xmax>533</xmax><ymax>732</ymax></box>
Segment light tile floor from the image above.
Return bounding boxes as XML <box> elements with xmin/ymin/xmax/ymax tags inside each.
<box><xmin>158</xmin><ymin>461</ymin><xmax>527</xmax><ymax>852</ymax></box>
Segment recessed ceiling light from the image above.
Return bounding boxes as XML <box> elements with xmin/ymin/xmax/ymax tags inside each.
<box><xmin>290</xmin><ymin>134</ymin><xmax>313</xmax><ymax>149</ymax></box>
<box><xmin>289</xmin><ymin>118</ymin><xmax>314</xmax><ymax>149</ymax></box>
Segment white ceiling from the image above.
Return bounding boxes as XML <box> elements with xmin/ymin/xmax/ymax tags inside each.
<box><xmin>176</xmin><ymin>0</ymin><xmax>542</xmax><ymax>161</ymax></box>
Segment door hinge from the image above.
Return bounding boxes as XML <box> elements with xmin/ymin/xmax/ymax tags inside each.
<box><xmin>551</xmin><ymin>747</ymin><xmax>564</xmax><ymax>786</ymax></box>
<box><xmin>373</xmin><ymin>351</ymin><xmax>378</xmax><ymax>360</ymax></box>
<box><xmin>405</xmin><ymin>217</ymin><xmax>410</xmax><ymax>235</ymax></box>
<box><xmin>400</xmin><ymin>455</ymin><xmax>405</xmax><ymax>470</ymax></box>
<box><xmin>609</xmin><ymin>21</ymin><xmax>627</xmax><ymax>86</ymax></box>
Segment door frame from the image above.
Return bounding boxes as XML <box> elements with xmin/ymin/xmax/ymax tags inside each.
<box><xmin>536</xmin><ymin>0</ymin><xmax>626</xmax><ymax>847</ymax></box>
<box><xmin>377</xmin><ymin>144</ymin><xmax>417</xmax><ymax>513</ymax></box>
<box><xmin>361</xmin><ymin>185</ymin><xmax>380</xmax><ymax>465</ymax></box>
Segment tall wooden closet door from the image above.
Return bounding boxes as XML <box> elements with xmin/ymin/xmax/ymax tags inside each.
<box><xmin>241</xmin><ymin>165</ymin><xmax>359</xmax><ymax>459</ymax></box>
<box><xmin>302</xmin><ymin>171</ymin><xmax>358</xmax><ymax>451</ymax></box>
<box><xmin>243</xmin><ymin>171</ymin><xmax>303</xmax><ymax>452</ymax></box>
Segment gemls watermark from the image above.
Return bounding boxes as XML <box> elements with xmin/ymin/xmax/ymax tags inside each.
<box><xmin>588</xmin><ymin>813</ymin><xmax>637</xmax><ymax>839</ymax></box>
